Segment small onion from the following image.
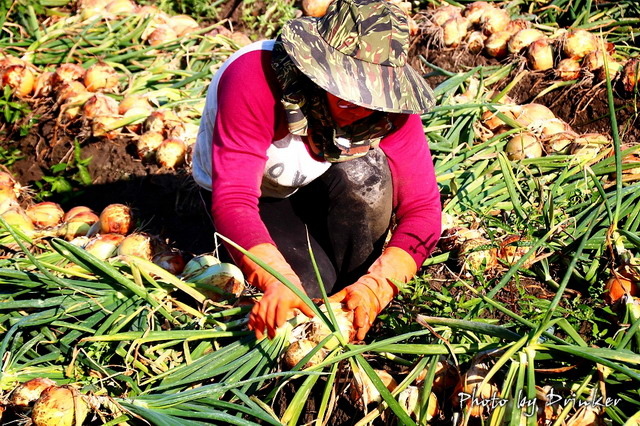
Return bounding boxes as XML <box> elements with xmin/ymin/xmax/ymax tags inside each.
<box><xmin>442</xmin><ymin>16</ymin><xmax>469</xmax><ymax>47</ymax></box>
<box><xmin>52</xmin><ymin>63</ymin><xmax>85</xmax><ymax>87</ymax></box>
<box><xmin>622</xmin><ymin>58</ymin><xmax>640</xmax><ymax>93</ymax></box>
<box><xmin>61</xmin><ymin>92</ymin><xmax>94</xmax><ymax>121</ymax></box>
<box><xmin>168</xmin><ymin>14</ymin><xmax>200</xmax><ymax>37</ymax></box>
<box><xmin>33</xmin><ymin>71</ymin><xmax>54</xmax><ymax>97</ymax></box>
<box><xmin>505</xmin><ymin>132</ymin><xmax>543</xmax><ymax>160</ymax></box>
<box><xmin>464</xmin><ymin>1</ymin><xmax>493</xmax><ymax>26</ymax></box>
<box><xmin>350</xmin><ymin>368</ymin><xmax>398</xmax><ymax>406</ymax></box>
<box><xmin>480</xmin><ymin>7</ymin><xmax>510</xmax><ymax>35</ymax></box>
<box><xmin>181</xmin><ymin>254</ymin><xmax>222</xmax><ymax>280</ymax></box>
<box><xmin>32</xmin><ymin>386</ymin><xmax>89</xmax><ymax>426</ymax></box>
<box><xmin>1</xmin><ymin>207</ymin><xmax>35</xmax><ymax>234</ymax></box>
<box><xmin>83</xmin><ymin>93</ymin><xmax>119</xmax><ymax>119</ymax></box>
<box><xmin>504</xmin><ymin>19</ymin><xmax>530</xmax><ymax>36</ymax></box>
<box><xmin>117</xmin><ymin>232</ymin><xmax>154</xmax><ymax>260</ymax></box>
<box><xmin>57</xmin><ymin>81</ymin><xmax>88</xmax><ymax>103</ymax></box>
<box><xmin>429</xmin><ymin>5</ymin><xmax>462</xmax><ymax>27</ymax></box>
<box><xmin>507</xmin><ymin>28</ymin><xmax>544</xmax><ymax>54</ymax></box>
<box><xmin>539</xmin><ymin>118</ymin><xmax>570</xmax><ymax>138</ymax></box>
<box><xmin>136</xmin><ymin>131</ymin><xmax>164</xmax><ymax>161</ymax></box>
<box><xmin>166</xmin><ymin>122</ymin><xmax>199</xmax><ymax>146</ymax></box>
<box><xmin>563</xmin><ymin>29</ymin><xmax>598</xmax><ymax>59</ymax></box>
<box><xmin>64</xmin><ymin>206</ymin><xmax>98</xmax><ymax>222</ymax></box>
<box><xmin>570</xmin><ymin>133</ymin><xmax>610</xmax><ymax>161</ymax></box>
<box><xmin>481</xmin><ymin>107</ymin><xmax>516</xmax><ymax>130</ymax></box>
<box><xmin>555</xmin><ymin>58</ymin><xmax>582</xmax><ymax>81</ymax></box>
<box><xmin>306</xmin><ymin>302</ymin><xmax>355</xmax><ymax>346</ymax></box>
<box><xmin>146</xmin><ymin>24</ymin><xmax>178</xmax><ymax>46</ymax></box>
<box><xmin>527</xmin><ymin>39</ymin><xmax>554</xmax><ymax>71</ymax></box>
<box><xmin>59</xmin><ymin>206</ymin><xmax>99</xmax><ymax>240</ymax></box>
<box><xmin>513</xmin><ymin>103</ymin><xmax>557</xmax><ymax>127</ymax></box>
<box><xmin>91</xmin><ymin>114</ymin><xmax>122</xmax><ymax>139</ymax></box>
<box><xmin>99</xmin><ymin>203</ymin><xmax>134</xmax><ymax>235</ymax></box>
<box><xmin>1</xmin><ymin>64</ymin><xmax>35</xmax><ymax>97</ymax></box>
<box><xmin>596</xmin><ymin>59</ymin><xmax>623</xmax><ymax>82</ymax></box>
<box><xmin>152</xmin><ymin>249</ymin><xmax>186</xmax><ymax>274</ymax></box>
<box><xmin>466</xmin><ymin>30</ymin><xmax>486</xmax><ymax>54</ymax></box>
<box><xmin>84</xmin><ymin>61</ymin><xmax>119</xmax><ymax>92</ymax></box>
<box><xmin>604</xmin><ymin>274</ymin><xmax>638</xmax><ymax>305</ymax></box>
<box><xmin>10</xmin><ymin>377</ymin><xmax>57</xmax><ymax>408</ymax></box>
<box><xmin>0</xmin><ymin>187</ymin><xmax>19</xmax><ymax>216</ymax></box>
<box><xmin>283</xmin><ymin>339</ymin><xmax>327</xmax><ymax>370</ymax></box>
<box><xmin>105</xmin><ymin>0</ymin><xmax>137</xmax><ymax>15</ymax></box>
<box><xmin>186</xmin><ymin>262</ymin><xmax>245</xmax><ymax>300</ymax></box>
<box><xmin>484</xmin><ymin>30</ymin><xmax>511</xmax><ymax>58</ymax></box>
<box><xmin>456</xmin><ymin>362</ymin><xmax>499</xmax><ymax>417</ymax></box>
<box><xmin>26</xmin><ymin>202</ymin><xmax>64</xmax><ymax>229</ymax></box>
<box><xmin>583</xmin><ymin>50</ymin><xmax>608</xmax><ymax>72</ymax></box>
<box><xmin>458</xmin><ymin>237</ymin><xmax>498</xmax><ymax>272</ymax></box>
<box><xmin>156</xmin><ymin>138</ymin><xmax>187</xmax><ymax>169</ymax></box>
<box><xmin>118</xmin><ymin>94</ymin><xmax>153</xmax><ymax>115</ymax></box>
<box><xmin>544</xmin><ymin>131</ymin><xmax>578</xmax><ymax>155</ymax></box>
<box><xmin>144</xmin><ymin>109</ymin><xmax>181</xmax><ymax>134</ymax></box>
<box><xmin>85</xmin><ymin>234</ymin><xmax>125</xmax><ymax>260</ymax></box>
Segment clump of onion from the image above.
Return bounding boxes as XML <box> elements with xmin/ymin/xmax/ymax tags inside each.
<box><xmin>83</xmin><ymin>93</ymin><xmax>119</xmax><ymax>119</ymax></box>
<box><xmin>527</xmin><ymin>39</ymin><xmax>554</xmax><ymax>71</ymax></box>
<box><xmin>484</xmin><ymin>31</ymin><xmax>511</xmax><ymax>58</ymax></box>
<box><xmin>186</xmin><ymin>262</ymin><xmax>245</xmax><ymax>301</ymax></box>
<box><xmin>26</xmin><ymin>202</ymin><xmax>64</xmax><ymax>229</ymax></box>
<box><xmin>466</xmin><ymin>31</ymin><xmax>486</xmax><ymax>54</ymax></box>
<box><xmin>91</xmin><ymin>114</ymin><xmax>122</xmax><ymax>139</ymax></box>
<box><xmin>31</xmin><ymin>385</ymin><xmax>89</xmax><ymax>426</ymax></box>
<box><xmin>544</xmin><ymin>131</ymin><xmax>578</xmax><ymax>155</ymax></box>
<box><xmin>156</xmin><ymin>138</ymin><xmax>187</xmax><ymax>169</ymax></box>
<box><xmin>98</xmin><ymin>203</ymin><xmax>134</xmax><ymax>235</ymax></box>
<box><xmin>283</xmin><ymin>339</ymin><xmax>327</xmax><ymax>369</ymax></box>
<box><xmin>464</xmin><ymin>1</ymin><xmax>492</xmax><ymax>26</ymax></box>
<box><xmin>52</xmin><ymin>63</ymin><xmax>85</xmax><ymax>87</ymax></box>
<box><xmin>555</xmin><ymin>58</ymin><xmax>582</xmax><ymax>81</ymax></box>
<box><xmin>2</xmin><ymin>64</ymin><xmax>35</xmax><ymax>97</ymax></box>
<box><xmin>507</xmin><ymin>28</ymin><xmax>544</xmax><ymax>54</ymax></box>
<box><xmin>10</xmin><ymin>377</ymin><xmax>56</xmax><ymax>408</ymax></box>
<box><xmin>152</xmin><ymin>249</ymin><xmax>186</xmax><ymax>274</ymax></box>
<box><xmin>59</xmin><ymin>206</ymin><xmax>99</xmax><ymax>240</ymax></box>
<box><xmin>169</xmin><ymin>14</ymin><xmax>199</xmax><ymax>37</ymax></box>
<box><xmin>622</xmin><ymin>58</ymin><xmax>639</xmax><ymax>93</ymax></box>
<box><xmin>84</xmin><ymin>234</ymin><xmax>125</xmax><ymax>260</ymax></box>
<box><xmin>146</xmin><ymin>24</ymin><xmax>178</xmax><ymax>46</ymax></box>
<box><xmin>562</xmin><ymin>29</ymin><xmax>598</xmax><ymax>59</ymax></box>
<box><xmin>505</xmin><ymin>132</ymin><xmax>543</xmax><ymax>160</ymax></box>
<box><xmin>480</xmin><ymin>7</ymin><xmax>510</xmax><ymax>35</ymax></box>
<box><xmin>136</xmin><ymin>131</ymin><xmax>164</xmax><ymax>161</ymax></box>
<box><xmin>442</xmin><ymin>16</ymin><xmax>469</xmax><ymax>47</ymax></box>
<box><xmin>117</xmin><ymin>232</ymin><xmax>154</xmax><ymax>260</ymax></box>
<box><xmin>84</xmin><ymin>62</ymin><xmax>119</xmax><ymax>92</ymax></box>
<box><xmin>33</xmin><ymin>71</ymin><xmax>54</xmax><ymax>97</ymax></box>
<box><xmin>350</xmin><ymin>368</ymin><xmax>398</xmax><ymax>406</ymax></box>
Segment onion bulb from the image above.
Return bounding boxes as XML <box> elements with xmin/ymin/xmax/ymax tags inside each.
<box><xmin>91</xmin><ymin>114</ymin><xmax>122</xmax><ymax>139</ymax></box>
<box><xmin>83</xmin><ymin>93</ymin><xmax>119</xmax><ymax>119</ymax></box>
<box><xmin>169</xmin><ymin>14</ymin><xmax>199</xmax><ymax>37</ymax></box>
<box><xmin>604</xmin><ymin>274</ymin><xmax>638</xmax><ymax>305</ymax></box>
<box><xmin>527</xmin><ymin>39</ymin><xmax>554</xmax><ymax>71</ymax></box>
<box><xmin>429</xmin><ymin>5</ymin><xmax>462</xmax><ymax>27</ymax></box>
<box><xmin>442</xmin><ymin>16</ymin><xmax>469</xmax><ymax>47</ymax></box>
<box><xmin>398</xmin><ymin>387</ymin><xmax>439</xmax><ymax>421</ymax></box>
<box><xmin>146</xmin><ymin>24</ymin><xmax>178</xmax><ymax>46</ymax></box>
<box><xmin>186</xmin><ymin>262</ymin><xmax>245</xmax><ymax>300</ymax></box>
<box><xmin>52</xmin><ymin>63</ymin><xmax>85</xmax><ymax>87</ymax></box>
<box><xmin>466</xmin><ymin>31</ymin><xmax>486</xmax><ymax>54</ymax></box>
<box><xmin>152</xmin><ymin>249</ymin><xmax>186</xmax><ymax>274</ymax></box>
<box><xmin>539</xmin><ymin>118</ymin><xmax>570</xmax><ymax>138</ymax></box>
<box><xmin>156</xmin><ymin>138</ymin><xmax>187</xmax><ymax>168</ymax></box>
<box><xmin>84</xmin><ymin>234</ymin><xmax>125</xmax><ymax>260</ymax></box>
<box><xmin>10</xmin><ymin>377</ymin><xmax>56</xmax><ymax>408</ymax></box>
<box><xmin>505</xmin><ymin>19</ymin><xmax>530</xmax><ymax>36</ymax></box>
<box><xmin>350</xmin><ymin>368</ymin><xmax>398</xmax><ymax>406</ymax></box>
<box><xmin>1</xmin><ymin>64</ymin><xmax>35</xmax><ymax>97</ymax></box>
<box><xmin>570</xmin><ymin>133</ymin><xmax>610</xmax><ymax>160</ymax></box>
<box><xmin>455</xmin><ymin>362</ymin><xmax>499</xmax><ymax>417</ymax></box>
<box><xmin>118</xmin><ymin>94</ymin><xmax>153</xmax><ymax>115</ymax></box>
<box><xmin>181</xmin><ymin>254</ymin><xmax>222</xmax><ymax>280</ymax></box>
<box><xmin>458</xmin><ymin>237</ymin><xmax>498</xmax><ymax>271</ymax></box>
<box><xmin>544</xmin><ymin>131</ymin><xmax>577</xmax><ymax>155</ymax></box>
<box><xmin>480</xmin><ymin>7</ymin><xmax>510</xmax><ymax>35</ymax></box>
<box><xmin>481</xmin><ymin>107</ymin><xmax>516</xmax><ymax>130</ymax></box>
<box><xmin>1</xmin><ymin>207</ymin><xmax>35</xmax><ymax>234</ymax></box>
<box><xmin>26</xmin><ymin>202</ymin><xmax>64</xmax><ymax>229</ymax></box>
<box><xmin>136</xmin><ymin>131</ymin><xmax>164</xmax><ymax>160</ymax></box>
<box><xmin>117</xmin><ymin>232</ymin><xmax>154</xmax><ymax>260</ymax></box>
<box><xmin>283</xmin><ymin>339</ymin><xmax>327</xmax><ymax>369</ymax></box>
<box><xmin>596</xmin><ymin>59</ymin><xmax>623</xmax><ymax>82</ymax></box>
<box><xmin>84</xmin><ymin>62</ymin><xmax>119</xmax><ymax>92</ymax></box>
<box><xmin>0</xmin><ymin>187</ymin><xmax>19</xmax><ymax>216</ymax></box>
<box><xmin>484</xmin><ymin>30</ymin><xmax>511</xmax><ymax>58</ymax></box>
<box><xmin>31</xmin><ymin>386</ymin><xmax>89</xmax><ymax>426</ymax></box>
<box><xmin>33</xmin><ymin>71</ymin><xmax>54</xmax><ymax>97</ymax></box>
<box><xmin>563</xmin><ymin>29</ymin><xmax>598</xmax><ymax>59</ymax></box>
<box><xmin>306</xmin><ymin>302</ymin><xmax>355</xmax><ymax>347</ymax></box>
<box><xmin>99</xmin><ymin>203</ymin><xmax>134</xmax><ymax>235</ymax></box>
<box><xmin>622</xmin><ymin>58</ymin><xmax>639</xmax><ymax>93</ymax></box>
<box><xmin>583</xmin><ymin>50</ymin><xmax>612</xmax><ymax>72</ymax></box>
<box><xmin>105</xmin><ymin>0</ymin><xmax>137</xmax><ymax>15</ymax></box>
<box><xmin>57</xmin><ymin>81</ymin><xmax>88</xmax><ymax>103</ymax></box>
<box><xmin>440</xmin><ymin>227</ymin><xmax>484</xmax><ymax>252</ymax></box>
<box><xmin>302</xmin><ymin>0</ymin><xmax>331</xmax><ymax>17</ymax></box>
<box><xmin>144</xmin><ymin>109</ymin><xmax>181</xmax><ymax>134</ymax></box>
<box><xmin>505</xmin><ymin>132</ymin><xmax>543</xmax><ymax>160</ymax></box>
<box><xmin>59</xmin><ymin>206</ymin><xmax>99</xmax><ymax>240</ymax></box>
<box><xmin>507</xmin><ymin>28</ymin><xmax>544</xmax><ymax>54</ymax></box>
<box><xmin>513</xmin><ymin>103</ymin><xmax>556</xmax><ymax>127</ymax></box>
<box><xmin>464</xmin><ymin>1</ymin><xmax>493</xmax><ymax>26</ymax></box>
<box><xmin>555</xmin><ymin>58</ymin><xmax>581</xmax><ymax>81</ymax></box>
<box><xmin>166</xmin><ymin>122</ymin><xmax>199</xmax><ymax>146</ymax></box>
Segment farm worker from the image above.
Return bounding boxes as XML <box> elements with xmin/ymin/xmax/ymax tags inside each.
<box><xmin>192</xmin><ymin>0</ymin><xmax>442</xmax><ymax>341</ymax></box>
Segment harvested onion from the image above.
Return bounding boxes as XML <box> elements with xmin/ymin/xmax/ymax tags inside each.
<box><xmin>505</xmin><ymin>132</ymin><xmax>543</xmax><ymax>160</ymax></box>
<box><xmin>456</xmin><ymin>362</ymin><xmax>499</xmax><ymax>417</ymax></box>
<box><xmin>604</xmin><ymin>274</ymin><xmax>638</xmax><ymax>305</ymax></box>
<box><xmin>2</xmin><ymin>64</ymin><xmax>35</xmax><ymax>97</ymax></box>
<box><xmin>105</xmin><ymin>0</ymin><xmax>137</xmax><ymax>15</ymax></box>
<box><xmin>513</xmin><ymin>103</ymin><xmax>556</xmax><ymax>127</ymax></box>
<box><xmin>10</xmin><ymin>377</ymin><xmax>56</xmax><ymax>408</ymax></box>
<box><xmin>52</xmin><ymin>63</ymin><xmax>85</xmax><ymax>87</ymax></box>
<box><xmin>84</xmin><ymin>62</ymin><xmax>119</xmax><ymax>92</ymax></box>
<box><xmin>32</xmin><ymin>386</ymin><xmax>89</xmax><ymax>426</ymax></box>
<box><xmin>156</xmin><ymin>138</ymin><xmax>187</xmax><ymax>168</ymax></box>
<box><xmin>458</xmin><ymin>237</ymin><xmax>498</xmax><ymax>271</ymax></box>
<box><xmin>508</xmin><ymin>28</ymin><xmax>544</xmax><ymax>54</ymax></box>
<box><xmin>118</xmin><ymin>94</ymin><xmax>153</xmax><ymax>115</ymax></box>
<box><xmin>464</xmin><ymin>1</ymin><xmax>493</xmax><ymax>26</ymax></box>
<box><xmin>302</xmin><ymin>0</ymin><xmax>331</xmax><ymax>17</ymax></box>
<box><xmin>544</xmin><ymin>131</ymin><xmax>578</xmax><ymax>155</ymax></box>
<box><xmin>563</xmin><ymin>29</ymin><xmax>598</xmax><ymax>59</ymax></box>
<box><xmin>146</xmin><ymin>24</ymin><xmax>178</xmax><ymax>46</ymax></box>
<box><xmin>622</xmin><ymin>58</ymin><xmax>639</xmax><ymax>93</ymax></box>
<box><xmin>350</xmin><ymin>368</ymin><xmax>398</xmax><ymax>406</ymax></box>
<box><xmin>33</xmin><ymin>71</ymin><xmax>54</xmax><ymax>97</ymax></box>
<box><xmin>83</xmin><ymin>93</ymin><xmax>119</xmax><ymax>119</ymax></box>
<box><xmin>85</xmin><ymin>234</ymin><xmax>125</xmax><ymax>260</ymax></box>
<box><xmin>152</xmin><ymin>249</ymin><xmax>186</xmax><ymax>274</ymax></box>
<box><xmin>466</xmin><ymin>31</ymin><xmax>486</xmax><ymax>54</ymax></box>
<box><xmin>91</xmin><ymin>114</ymin><xmax>122</xmax><ymax>139</ymax></box>
<box><xmin>527</xmin><ymin>39</ymin><xmax>554</xmax><ymax>71</ymax></box>
<box><xmin>283</xmin><ymin>339</ymin><xmax>327</xmax><ymax>369</ymax></box>
<box><xmin>570</xmin><ymin>133</ymin><xmax>610</xmax><ymax>160</ymax></box>
<box><xmin>555</xmin><ymin>58</ymin><xmax>581</xmax><ymax>81</ymax></box>
<box><xmin>26</xmin><ymin>202</ymin><xmax>64</xmax><ymax>229</ymax></box>
<box><xmin>99</xmin><ymin>203</ymin><xmax>134</xmax><ymax>235</ymax></box>
<box><xmin>59</xmin><ymin>206</ymin><xmax>99</xmax><ymax>240</ymax></box>
<box><xmin>429</xmin><ymin>5</ymin><xmax>462</xmax><ymax>27</ymax></box>
<box><xmin>169</xmin><ymin>14</ymin><xmax>199</xmax><ymax>37</ymax></box>
<box><xmin>136</xmin><ymin>131</ymin><xmax>164</xmax><ymax>160</ymax></box>
<box><xmin>484</xmin><ymin>31</ymin><xmax>511</xmax><ymax>58</ymax></box>
<box><xmin>2</xmin><ymin>207</ymin><xmax>35</xmax><ymax>234</ymax></box>
<box><xmin>480</xmin><ymin>7</ymin><xmax>510</xmax><ymax>35</ymax></box>
<box><xmin>442</xmin><ymin>16</ymin><xmax>469</xmax><ymax>47</ymax></box>
<box><xmin>117</xmin><ymin>232</ymin><xmax>154</xmax><ymax>260</ymax></box>
<box><xmin>185</xmin><ymin>262</ymin><xmax>245</xmax><ymax>300</ymax></box>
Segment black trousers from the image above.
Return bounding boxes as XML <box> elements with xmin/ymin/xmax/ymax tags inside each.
<box><xmin>208</xmin><ymin>148</ymin><xmax>393</xmax><ymax>298</ymax></box>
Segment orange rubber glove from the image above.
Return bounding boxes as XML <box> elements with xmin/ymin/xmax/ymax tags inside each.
<box><xmin>237</xmin><ymin>243</ymin><xmax>315</xmax><ymax>339</ymax></box>
<box><xmin>329</xmin><ymin>247</ymin><xmax>418</xmax><ymax>341</ymax></box>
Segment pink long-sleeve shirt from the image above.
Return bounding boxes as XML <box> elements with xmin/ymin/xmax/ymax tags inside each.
<box><xmin>209</xmin><ymin>48</ymin><xmax>441</xmax><ymax>267</ymax></box>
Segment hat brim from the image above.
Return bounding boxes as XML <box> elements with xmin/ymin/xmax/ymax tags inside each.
<box><xmin>281</xmin><ymin>17</ymin><xmax>435</xmax><ymax>114</ymax></box>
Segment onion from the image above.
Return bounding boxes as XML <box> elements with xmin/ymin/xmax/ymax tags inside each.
<box><xmin>604</xmin><ymin>274</ymin><xmax>638</xmax><ymax>305</ymax></box>
<box><xmin>26</xmin><ymin>202</ymin><xmax>64</xmax><ymax>229</ymax></box>
<box><xmin>504</xmin><ymin>19</ymin><xmax>530</xmax><ymax>36</ymax></box>
<box><xmin>596</xmin><ymin>59</ymin><xmax>623</xmax><ymax>82</ymax></box>
<box><xmin>91</xmin><ymin>114</ymin><xmax>122</xmax><ymax>139</ymax></box>
<box><xmin>622</xmin><ymin>58</ymin><xmax>640</xmax><ymax>93</ymax></box>
<box><xmin>480</xmin><ymin>7</ymin><xmax>510</xmax><ymax>35</ymax></box>
<box><xmin>118</xmin><ymin>94</ymin><xmax>153</xmax><ymax>115</ymax></box>
<box><xmin>429</xmin><ymin>5</ymin><xmax>462</xmax><ymax>27</ymax></box>
<box><xmin>156</xmin><ymin>138</ymin><xmax>187</xmax><ymax>168</ymax></box>
<box><xmin>1</xmin><ymin>207</ymin><xmax>35</xmax><ymax>234</ymax></box>
<box><xmin>466</xmin><ymin>30</ymin><xmax>486</xmax><ymax>54</ymax></box>
<box><xmin>187</xmin><ymin>262</ymin><xmax>245</xmax><ymax>300</ymax></box>
<box><xmin>117</xmin><ymin>232</ymin><xmax>154</xmax><ymax>260</ymax></box>
<box><xmin>570</xmin><ymin>133</ymin><xmax>610</xmax><ymax>160</ymax></box>
<box><xmin>350</xmin><ymin>368</ymin><xmax>398</xmax><ymax>406</ymax></box>
<box><xmin>59</xmin><ymin>206</ymin><xmax>99</xmax><ymax>240</ymax></box>
<box><xmin>57</xmin><ymin>81</ymin><xmax>88</xmax><ymax>103</ymax></box>
<box><xmin>181</xmin><ymin>254</ymin><xmax>222</xmax><ymax>280</ymax></box>
<box><xmin>497</xmin><ymin>234</ymin><xmax>534</xmax><ymax>267</ymax></box>
<box><xmin>544</xmin><ymin>131</ymin><xmax>578</xmax><ymax>155</ymax></box>
<box><xmin>505</xmin><ymin>132</ymin><xmax>543</xmax><ymax>160</ymax></box>
<box><xmin>169</xmin><ymin>14</ymin><xmax>200</xmax><ymax>37</ymax></box>
<box><xmin>513</xmin><ymin>103</ymin><xmax>556</xmax><ymax>127</ymax></box>
<box><xmin>33</xmin><ymin>71</ymin><xmax>54</xmax><ymax>97</ymax></box>
<box><xmin>0</xmin><ymin>187</ymin><xmax>19</xmax><ymax>216</ymax></box>
<box><xmin>620</xmin><ymin>144</ymin><xmax>640</xmax><ymax>176</ymax></box>
<box><xmin>539</xmin><ymin>118</ymin><xmax>570</xmax><ymax>138</ymax></box>
<box><xmin>83</xmin><ymin>93</ymin><xmax>119</xmax><ymax>119</ymax></box>
<box><xmin>481</xmin><ymin>106</ymin><xmax>516</xmax><ymax>130</ymax></box>
<box><xmin>99</xmin><ymin>203</ymin><xmax>134</xmax><ymax>235</ymax></box>
<box><xmin>84</xmin><ymin>61</ymin><xmax>119</xmax><ymax>92</ymax></box>
<box><xmin>52</xmin><ymin>63</ymin><xmax>86</xmax><ymax>87</ymax></box>
<box><xmin>10</xmin><ymin>377</ymin><xmax>57</xmax><ymax>408</ymax></box>
<box><xmin>464</xmin><ymin>1</ymin><xmax>493</xmax><ymax>26</ymax></box>
<box><xmin>2</xmin><ymin>64</ymin><xmax>35</xmax><ymax>97</ymax></box>
<box><xmin>527</xmin><ymin>39</ymin><xmax>554</xmax><ymax>71</ymax></box>
<box><xmin>85</xmin><ymin>234</ymin><xmax>125</xmax><ymax>260</ymax></box>
<box><xmin>484</xmin><ymin>30</ymin><xmax>511</xmax><ymax>58</ymax></box>
<box><xmin>144</xmin><ymin>109</ymin><xmax>181</xmax><ymax>134</ymax></box>
<box><xmin>105</xmin><ymin>0</ymin><xmax>137</xmax><ymax>15</ymax></box>
<box><xmin>508</xmin><ymin>28</ymin><xmax>544</xmax><ymax>54</ymax></box>
<box><xmin>442</xmin><ymin>16</ymin><xmax>469</xmax><ymax>47</ymax></box>
<box><xmin>440</xmin><ymin>226</ymin><xmax>484</xmax><ymax>252</ymax></box>
<box><xmin>455</xmin><ymin>362</ymin><xmax>499</xmax><ymax>417</ymax></box>
<box><xmin>555</xmin><ymin>58</ymin><xmax>582</xmax><ymax>81</ymax></box>
<box><xmin>458</xmin><ymin>237</ymin><xmax>498</xmax><ymax>271</ymax></box>
<box><xmin>398</xmin><ymin>387</ymin><xmax>439</xmax><ymax>421</ymax></box>
<box><xmin>152</xmin><ymin>249</ymin><xmax>186</xmax><ymax>274</ymax></box>
<box><xmin>563</xmin><ymin>29</ymin><xmax>598</xmax><ymax>59</ymax></box>
<box><xmin>166</xmin><ymin>122</ymin><xmax>199</xmax><ymax>146</ymax></box>
<box><xmin>583</xmin><ymin>50</ymin><xmax>608</xmax><ymax>72</ymax></box>
<box><xmin>146</xmin><ymin>24</ymin><xmax>178</xmax><ymax>46</ymax></box>
<box><xmin>136</xmin><ymin>131</ymin><xmax>164</xmax><ymax>160</ymax></box>
<box><xmin>306</xmin><ymin>302</ymin><xmax>355</xmax><ymax>346</ymax></box>
<box><xmin>31</xmin><ymin>385</ymin><xmax>89</xmax><ymax>426</ymax></box>
<box><xmin>283</xmin><ymin>339</ymin><xmax>327</xmax><ymax>369</ymax></box>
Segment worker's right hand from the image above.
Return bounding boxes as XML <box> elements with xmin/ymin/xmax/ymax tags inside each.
<box><xmin>248</xmin><ymin>280</ymin><xmax>315</xmax><ymax>339</ymax></box>
<box><xmin>236</xmin><ymin>243</ymin><xmax>315</xmax><ymax>339</ymax></box>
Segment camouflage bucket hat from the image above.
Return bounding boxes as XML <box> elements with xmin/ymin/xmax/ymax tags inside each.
<box><xmin>280</xmin><ymin>0</ymin><xmax>435</xmax><ymax>114</ymax></box>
